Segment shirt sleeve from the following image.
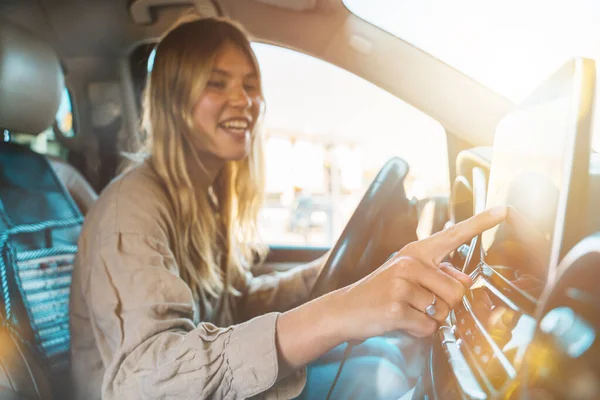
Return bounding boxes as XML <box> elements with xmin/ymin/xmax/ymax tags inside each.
<box><xmin>87</xmin><ymin>233</ymin><xmax>305</xmax><ymax>400</ymax></box>
<box><xmin>237</xmin><ymin>256</ymin><xmax>324</xmax><ymax>322</ymax></box>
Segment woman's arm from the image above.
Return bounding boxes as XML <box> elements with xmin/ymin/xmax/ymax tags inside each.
<box><xmin>274</xmin><ymin>207</ymin><xmax>506</xmax><ymax>372</ymax></box>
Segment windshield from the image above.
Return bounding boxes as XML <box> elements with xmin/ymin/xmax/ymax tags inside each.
<box><xmin>344</xmin><ymin>0</ymin><xmax>600</xmax><ymax>104</ymax></box>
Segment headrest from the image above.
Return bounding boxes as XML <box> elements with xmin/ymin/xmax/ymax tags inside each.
<box><xmin>0</xmin><ymin>20</ymin><xmax>64</xmax><ymax>133</ymax></box>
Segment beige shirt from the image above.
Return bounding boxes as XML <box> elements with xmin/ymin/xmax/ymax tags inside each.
<box><xmin>69</xmin><ymin>162</ymin><xmax>322</xmax><ymax>399</ymax></box>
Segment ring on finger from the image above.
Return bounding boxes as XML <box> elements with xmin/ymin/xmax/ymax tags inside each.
<box><xmin>425</xmin><ymin>293</ymin><xmax>437</xmax><ymax>317</ymax></box>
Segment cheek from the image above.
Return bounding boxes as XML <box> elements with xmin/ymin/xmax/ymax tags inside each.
<box><xmin>193</xmin><ymin>94</ymin><xmax>225</xmax><ymax>131</ymax></box>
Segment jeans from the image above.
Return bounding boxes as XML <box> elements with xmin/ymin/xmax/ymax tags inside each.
<box><xmin>294</xmin><ymin>337</ymin><xmax>412</xmax><ymax>400</ymax></box>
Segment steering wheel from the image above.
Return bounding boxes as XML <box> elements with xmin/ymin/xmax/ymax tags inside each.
<box><xmin>309</xmin><ymin>157</ymin><xmax>419</xmax><ymax>301</ymax></box>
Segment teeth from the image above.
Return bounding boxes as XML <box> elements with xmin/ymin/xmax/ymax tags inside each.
<box><xmin>221</xmin><ymin>119</ymin><xmax>249</xmax><ymax>129</ymax></box>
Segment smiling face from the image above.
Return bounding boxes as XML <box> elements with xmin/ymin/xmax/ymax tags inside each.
<box><xmin>191</xmin><ymin>40</ymin><xmax>262</xmax><ymax>162</ymax></box>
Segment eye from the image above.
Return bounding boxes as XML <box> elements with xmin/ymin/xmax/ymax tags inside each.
<box><xmin>245</xmin><ymin>77</ymin><xmax>261</xmax><ymax>93</ymax></box>
<box><xmin>207</xmin><ymin>80</ymin><xmax>226</xmax><ymax>89</ymax></box>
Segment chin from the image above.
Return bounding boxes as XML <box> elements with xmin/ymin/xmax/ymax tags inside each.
<box><xmin>222</xmin><ymin>149</ymin><xmax>250</xmax><ymax>162</ymax></box>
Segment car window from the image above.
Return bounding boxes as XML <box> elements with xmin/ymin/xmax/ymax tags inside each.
<box><xmin>252</xmin><ymin>43</ymin><xmax>449</xmax><ymax>247</ymax></box>
<box><xmin>344</xmin><ymin>0</ymin><xmax>600</xmax><ymax>104</ymax></box>
<box><xmin>9</xmin><ymin>87</ymin><xmax>75</xmax><ymax>160</ymax></box>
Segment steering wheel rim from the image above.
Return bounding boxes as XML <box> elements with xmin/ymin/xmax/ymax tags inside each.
<box><xmin>309</xmin><ymin>157</ymin><xmax>418</xmax><ymax>301</ymax></box>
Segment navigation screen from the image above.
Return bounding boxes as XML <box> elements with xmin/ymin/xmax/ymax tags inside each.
<box><xmin>482</xmin><ymin>61</ymin><xmax>582</xmax><ymax>280</ymax></box>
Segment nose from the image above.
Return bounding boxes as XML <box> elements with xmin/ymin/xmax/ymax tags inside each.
<box><xmin>229</xmin><ymin>83</ymin><xmax>252</xmax><ymax>110</ymax></box>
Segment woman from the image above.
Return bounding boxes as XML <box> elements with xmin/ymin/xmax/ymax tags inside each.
<box><xmin>69</xmin><ymin>17</ymin><xmax>505</xmax><ymax>399</ymax></box>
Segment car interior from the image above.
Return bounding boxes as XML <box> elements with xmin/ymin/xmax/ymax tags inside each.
<box><xmin>1</xmin><ymin>0</ymin><xmax>600</xmax><ymax>399</ymax></box>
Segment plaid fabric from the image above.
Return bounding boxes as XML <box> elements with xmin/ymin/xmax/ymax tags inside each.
<box><xmin>0</xmin><ymin>219</ymin><xmax>81</xmax><ymax>376</ymax></box>
<box><xmin>14</xmin><ymin>246</ymin><xmax>77</xmax><ymax>373</ymax></box>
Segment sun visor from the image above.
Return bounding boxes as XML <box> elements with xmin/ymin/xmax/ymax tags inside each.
<box><xmin>129</xmin><ymin>0</ymin><xmax>218</xmax><ymax>24</ymax></box>
<box><xmin>253</xmin><ymin>0</ymin><xmax>317</xmax><ymax>11</ymax></box>
<box><xmin>0</xmin><ymin>20</ymin><xmax>63</xmax><ymax>134</ymax></box>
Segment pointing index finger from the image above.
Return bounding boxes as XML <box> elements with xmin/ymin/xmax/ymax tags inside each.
<box><xmin>419</xmin><ymin>205</ymin><xmax>507</xmax><ymax>264</ymax></box>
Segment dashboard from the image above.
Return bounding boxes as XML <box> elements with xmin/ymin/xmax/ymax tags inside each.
<box><xmin>414</xmin><ymin>58</ymin><xmax>600</xmax><ymax>400</ymax></box>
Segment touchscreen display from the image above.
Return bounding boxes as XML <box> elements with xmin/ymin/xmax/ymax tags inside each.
<box><xmin>482</xmin><ymin>85</ymin><xmax>573</xmax><ymax>279</ymax></box>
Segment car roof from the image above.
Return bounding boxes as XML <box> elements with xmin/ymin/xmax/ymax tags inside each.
<box><xmin>0</xmin><ymin>0</ymin><xmax>513</xmax><ymax>146</ymax></box>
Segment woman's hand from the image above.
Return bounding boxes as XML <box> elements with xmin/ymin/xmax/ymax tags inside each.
<box><xmin>276</xmin><ymin>206</ymin><xmax>506</xmax><ymax>372</ymax></box>
<box><xmin>332</xmin><ymin>205</ymin><xmax>507</xmax><ymax>340</ymax></box>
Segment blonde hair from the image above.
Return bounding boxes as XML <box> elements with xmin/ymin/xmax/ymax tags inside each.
<box><xmin>140</xmin><ymin>17</ymin><xmax>266</xmax><ymax>300</ymax></box>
